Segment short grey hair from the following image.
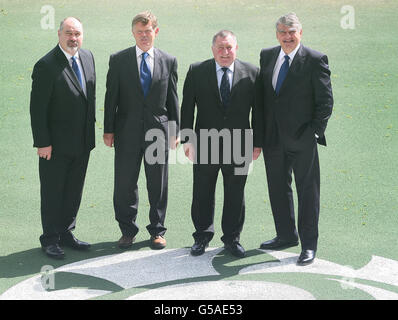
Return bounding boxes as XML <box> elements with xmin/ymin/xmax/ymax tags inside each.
<box><xmin>212</xmin><ymin>30</ymin><xmax>237</xmax><ymax>46</ymax></box>
<box><xmin>275</xmin><ymin>12</ymin><xmax>302</xmax><ymax>31</ymax></box>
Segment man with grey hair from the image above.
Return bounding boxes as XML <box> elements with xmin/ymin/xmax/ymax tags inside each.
<box><xmin>255</xmin><ymin>13</ymin><xmax>333</xmax><ymax>265</ymax></box>
<box><xmin>275</xmin><ymin>12</ymin><xmax>302</xmax><ymax>33</ymax></box>
<box><xmin>103</xmin><ymin>11</ymin><xmax>179</xmax><ymax>250</ymax></box>
<box><xmin>181</xmin><ymin>30</ymin><xmax>261</xmax><ymax>258</ymax></box>
<box><xmin>30</xmin><ymin>17</ymin><xmax>96</xmax><ymax>259</ymax></box>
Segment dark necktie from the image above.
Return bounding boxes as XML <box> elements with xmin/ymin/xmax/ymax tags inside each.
<box><xmin>71</xmin><ymin>56</ymin><xmax>83</xmax><ymax>87</ymax></box>
<box><xmin>140</xmin><ymin>52</ymin><xmax>152</xmax><ymax>97</ymax></box>
<box><xmin>275</xmin><ymin>55</ymin><xmax>290</xmax><ymax>95</ymax></box>
<box><xmin>220</xmin><ymin>67</ymin><xmax>231</xmax><ymax>108</ymax></box>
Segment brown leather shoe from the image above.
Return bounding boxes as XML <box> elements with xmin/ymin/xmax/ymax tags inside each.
<box><xmin>118</xmin><ymin>235</ymin><xmax>135</xmax><ymax>249</ymax></box>
<box><xmin>150</xmin><ymin>235</ymin><xmax>166</xmax><ymax>250</ymax></box>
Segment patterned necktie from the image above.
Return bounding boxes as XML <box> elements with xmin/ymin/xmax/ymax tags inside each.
<box><xmin>220</xmin><ymin>67</ymin><xmax>231</xmax><ymax>108</ymax></box>
<box><xmin>140</xmin><ymin>52</ymin><xmax>152</xmax><ymax>97</ymax></box>
<box><xmin>275</xmin><ymin>55</ymin><xmax>290</xmax><ymax>95</ymax></box>
<box><xmin>71</xmin><ymin>56</ymin><xmax>83</xmax><ymax>87</ymax></box>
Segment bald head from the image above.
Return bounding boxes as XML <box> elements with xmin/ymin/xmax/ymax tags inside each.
<box><xmin>58</xmin><ymin>17</ymin><xmax>83</xmax><ymax>55</ymax></box>
<box><xmin>59</xmin><ymin>17</ymin><xmax>82</xmax><ymax>31</ymax></box>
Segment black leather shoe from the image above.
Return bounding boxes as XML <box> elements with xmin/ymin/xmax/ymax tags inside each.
<box><xmin>224</xmin><ymin>242</ymin><xmax>245</xmax><ymax>258</ymax></box>
<box><xmin>60</xmin><ymin>232</ymin><xmax>91</xmax><ymax>250</ymax></box>
<box><xmin>42</xmin><ymin>244</ymin><xmax>65</xmax><ymax>260</ymax></box>
<box><xmin>260</xmin><ymin>237</ymin><xmax>299</xmax><ymax>250</ymax></box>
<box><xmin>191</xmin><ymin>239</ymin><xmax>209</xmax><ymax>256</ymax></box>
<box><xmin>297</xmin><ymin>250</ymin><xmax>316</xmax><ymax>266</ymax></box>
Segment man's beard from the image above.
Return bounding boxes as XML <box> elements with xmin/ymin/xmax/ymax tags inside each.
<box><xmin>67</xmin><ymin>41</ymin><xmax>79</xmax><ymax>53</ymax></box>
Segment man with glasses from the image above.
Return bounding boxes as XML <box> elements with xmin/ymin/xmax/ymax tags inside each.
<box><xmin>256</xmin><ymin>13</ymin><xmax>333</xmax><ymax>265</ymax></box>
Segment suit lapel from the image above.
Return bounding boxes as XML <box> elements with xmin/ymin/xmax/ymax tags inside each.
<box><xmin>129</xmin><ymin>46</ymin><xmax>143</xmax><ymax>94</ymax></box>
<box><xmin>278</xmin><ymin>44</ymin><xmax>305</xmax><ymax>94</ymax></box>
<box><xmin>135</xmin><ymin>47</ymin><xmax>162</xmax><ymax>98</ymax></box>
<box><xmin>151</xmin><ymin>48</ymin><xmax>162</xmax><ymax>93</ymax></box>
<box><xmin>78</xmin><ymin>49</ymin><xmax>90</xmax><ymax>99</ymax></box>
<box><xmin>208</xmin><ymin>59</ymin><xmax>223</xmax><ymax>108</ymax></box>
<box><xmin>230</xmin><ymin>59</ymin><xmax>243</xmax><ymax>101</ymax></box>
<box><xmin>265</xmin><ymin>47</ymin><xmax>280</xmax><ymax>96</ymax></box>
<box><xmin>55</xmin><ymin>45</ymin><xmax>86</xmax><ymax>99</ymax></box>
<box><xmin>289</xmin><ymin>44</ymin><xmax>305</xmax><ymax>73</ymax></box>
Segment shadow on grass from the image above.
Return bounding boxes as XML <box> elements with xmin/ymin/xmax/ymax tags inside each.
<box><xmin>0</xmin><ymin>244</ymin><xmax>277</xmax><ymax>298</ymax></box>
<box><xmin>0</xmin><ymin>240</ymin><xmax>150</xmax><ymax>279</ymax></box>
<box><xmin>96</xmin><ymin>248</ymin><xmax>275</xmax><ymax>299</ymax></box>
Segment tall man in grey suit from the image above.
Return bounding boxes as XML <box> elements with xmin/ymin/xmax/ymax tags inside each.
<box><xmin>103</xmin><ymin>11</ymin><xmax>179</xmax><ymax>250</ymax></box>
<box><xmin>181</xmin><ymin>30</ymin><xmax>261</xmax><ymax>258</ymax></box>
<box><xmin>256</xmin><ymin>13</ymin><xmax>333</xmax><ymax>265</ymax></box>
<box><xmin>30</xmin><ymin>17</ymin><xmax>96</xmax><ymax>259</ymax></box>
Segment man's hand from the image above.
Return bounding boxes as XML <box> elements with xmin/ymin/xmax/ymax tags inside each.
<box><xmin>253</xmin><ymin>147</ymin><xmax>262</xmax><ymax>160</ymax></box>
<box><xmin>170</xmin><ymin>136</ymin><xmax>180</xmax><ymax>150</ymax></box>
<box><xmin>183</xmin><ymin>143</ymin><xmax>195</xmax><ymax>162</ymax></box>
<box><xmin>37</xmin><ymin>146</ymin><xmax>52</xmax><ymax>160</ymax></box>
<box><xmin>103</xmin><ymin>133</ymin><xmax>115</xmax><ymax>147</ymax></box>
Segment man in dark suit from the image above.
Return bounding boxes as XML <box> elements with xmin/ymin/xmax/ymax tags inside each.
<box><xmin>181</xmin><ymin>30</ymin><xmax>260</xmax><ymax>258</ymax></box>
<box><xmin>256</xmin><ymin>13</ymin><xmax>333</xmax><ymax>265</ymax></box>
<box><xmin>103</xmin><ymin>11</ymin><xmax>179</xmax><ymax>250</ymax></box>
<box><xmin>30</xmin><ymin>17</ymin><xmax>96</xmax><ymax>259</ymax></box>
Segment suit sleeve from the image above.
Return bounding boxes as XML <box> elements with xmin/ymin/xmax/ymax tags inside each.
<box><xmin>30</xmin><ymin>60</ymin><xmax>53</xmax><ymax>148</ymax></box>
<box><xmin>103</xmin><ymin>54</ymin><xmax>119</xmax><ymax>134</ymax></box>
<box><xmin>310</xmin><ymin>54</ymin><xmax>333</xmax><ymax>139</ymax></box>
<box><xmin>166</xmin><ymin>57</ymin><xmax>180</xmax><ymax>137</ymax></box>
<box><xmin>180</xmin><ymin>64</ymin><xmax>196</xmax><ymax>143</ymax></box>
<box><xmin>90</xmin><ymin>50</ymin><xmax>97</xmax><ymax>122</ymax></box>
<box><xmin>253</xmin><ymin>66</ymin><xmax>264</xmax><ymax>148</ymax></box>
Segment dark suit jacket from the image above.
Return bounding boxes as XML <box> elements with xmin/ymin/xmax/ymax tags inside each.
<box><xmin>104</xmin><ymin>46</ymin><xmax>179</xmax><ymax>152</ymax></box>
<box><xmin>255</xmin><ymin>44</ymin><xmax>333</xmax><ymax>149</ymax></box>
<box><xmin>30</xmin><ymin>45</ymin><xmax>96</xmax><ymax>156</ymax></box>
<box><xmin>181</xmin><ymin>58</ymin><xmax>259</xmax><ymax>163</ymax></box>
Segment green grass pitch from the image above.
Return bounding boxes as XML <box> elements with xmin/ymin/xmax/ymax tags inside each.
<box><xmin>0</xmin><ymin>0</ymin><xmax>397</xmax><ymax>300</ymax></box>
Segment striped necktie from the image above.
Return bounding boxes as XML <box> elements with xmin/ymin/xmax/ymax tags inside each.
<box><xmin>140</xmin><ymin>52</ymin><xmax>152</xmax><ymax>97</ymax></box>
<box><xmin>220</xmin><ymin>67</ymin><xmax>231</xmax><ymax>108</ymax></box>
<box><xmin>275</xmin><ymin>55</ymin><xmax>290</xmax><ymax>95</ymax></box>
<box><xmin>71</xmin><ymin>56</ymin><xmax>83</xmax><ymax>87</ymax></box>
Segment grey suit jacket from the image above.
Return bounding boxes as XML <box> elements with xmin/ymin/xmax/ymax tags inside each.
<box><xmin>104</xmin><ymin>46</ymin><xmax>179</xmax><ymax>152</ymax></box>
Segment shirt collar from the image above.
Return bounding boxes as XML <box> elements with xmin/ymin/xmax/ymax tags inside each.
<box><xmin>58</xmin><ymin>44</ymin><xmax>79</xmax><ymax>61</ymax></box>
<box><xmin>279</xmin><ymin>43</ymin><xmax>301</xmax><ymax>62</ymax></box>
<box><xmin>215</xmin><ymin>61</ymin><xmax>235</xmax><ymax>73</ymax></box>
<box><xmin>136</xmin><ymin>46</ymin><xmax>154</xmax><ymax>59</ymax></box>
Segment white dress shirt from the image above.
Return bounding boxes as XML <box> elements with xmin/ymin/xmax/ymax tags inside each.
<box><xmin>271</xmin><ymin>43</ymin><xmax>318</xmax><ymax>138</ymax></box>
<box><xmin>58</xmin><ymin>44</ymin><xmax>87</xmax><ymax>96</ymax></box>
<box><xmin>271</xmin><ymin>44</ymin><xmax>300</xmax><ymax>91</ymax></box>
<box><xmin>215</xmin><ymin>61</ymin><xmax>234</xmax><ymax>92</ymax></box>
<box><xmin>136</xmin><ymin>46</ymin><xmax>155</xmax><ymax>78</ymax></box>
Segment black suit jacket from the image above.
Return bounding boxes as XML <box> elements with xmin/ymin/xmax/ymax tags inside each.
<box><xmin>104</xmin><ymin>46</ymin><xmax>179</xmax><ymax>151</ymax></box>
<box><xmin>30</xmin><ymin>45</ymin><xmax>96</xmax><ymax>156</ymax></box>
<box><xmin>181</xmin><ymin>58</ymin><xmax>259</xmax><ymax>163</ymax></box>
<box><xmin>256</xmin><ymin>44</ymin><xmax>333</xmax><ymax>149</ymax></box>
